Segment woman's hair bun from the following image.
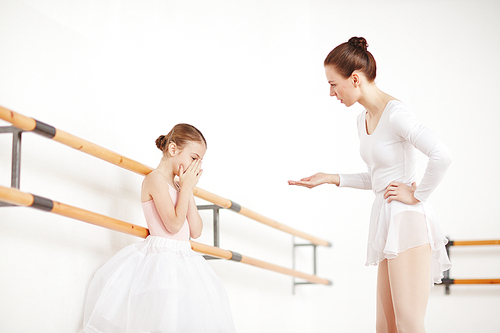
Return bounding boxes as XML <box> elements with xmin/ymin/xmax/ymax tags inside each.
<box><xmin>348</xmin><ymin>37</ymin><xmax>368</xmax><ymax>51</ymax></box>
<box><xmin>155</xmin><ymin>135</ymin><xmax>167</xmax><ymax>151</ymax></box>
<box><xmin>324</xmin><ymin>36</ymin><xmax>376</xmax><ymax>82</ymax></box>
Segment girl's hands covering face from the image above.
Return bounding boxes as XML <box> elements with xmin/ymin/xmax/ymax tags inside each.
<box><xmin>178</xmin><ymin>159</ymin><xmax>203</xmax><ymax>190</ymax></box>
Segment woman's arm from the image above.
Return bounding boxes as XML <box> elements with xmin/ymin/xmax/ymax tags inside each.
<box><xmin>389</xmin><ymin>110</ymin><xmax>453</xmax><ymax>202</ymax></box>
<box><xmin>337</xmin><ymin>170</ymin><xmax>372</xmax><ymax>190</ymax></box>
<box><xmin>289</xmin><ymin>171</ymin><xmax>373</xmax><ymax>190</ymax></box>
<box><xmin>288</xmin><ymin>173</ymin><xmax>340</xmax><ymax>188</ymax></box>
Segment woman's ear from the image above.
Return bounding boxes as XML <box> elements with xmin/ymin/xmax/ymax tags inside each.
<box><xmin>351</xmin><ymin>72</ymin><xmax>361</xmax><ymax>87</ymax></box>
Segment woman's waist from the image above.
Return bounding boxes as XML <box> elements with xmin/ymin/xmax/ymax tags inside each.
<box><xmin>372</xmin><ymin>177</ymin><xmax>416</xmax><ymax>194</ymax></box>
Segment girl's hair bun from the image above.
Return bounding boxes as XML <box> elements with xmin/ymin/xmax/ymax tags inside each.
<box><xmin>155</xmin><ymin>135</ymin><xmax>167</xmax><ymax>151</ymax></box>
<box><xmin>348</xmin><ymin>37</ymin><xmax>368</xmax><ymax>52</ymax></box>
<box><xmin>155</xmin><ymin>124</ymin><xmax>207</xmax><ymax>155</ymax></box>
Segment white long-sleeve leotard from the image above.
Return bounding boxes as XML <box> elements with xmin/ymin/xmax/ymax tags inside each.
<box><xmin>339</xmin><ymin>100</ymin><xmax>452</xmax><ymax>202</ymax></box>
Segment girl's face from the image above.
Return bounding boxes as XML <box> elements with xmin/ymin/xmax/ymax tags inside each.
<box><xmin>325</xmin><ymin>65</ymin><xmax>360</xmax><ymax>107</ymax></box>
<box><xmin>169</xmin><ymin>141</ymin><xmax>207</xmax><ymax>176</ymax></box>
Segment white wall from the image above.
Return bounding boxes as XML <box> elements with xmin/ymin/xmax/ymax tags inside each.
<box><xmin>1</xmin><ymin>0</ymin><xmax>499</xmax><ymax>332</ymax></box>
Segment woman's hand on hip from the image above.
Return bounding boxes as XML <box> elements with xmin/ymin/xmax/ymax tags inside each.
<box><xmin>288</xmin><ymin>173</ymin><xmax>339</xmax><ymax>189</ymax></box>
<box><xmin>384</xmin><ymin>182</ymin><xmax>420</xmax><ymax>204</ymax></box>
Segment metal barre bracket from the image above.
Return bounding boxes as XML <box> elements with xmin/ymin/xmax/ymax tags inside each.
<box><xmin>228</xmin><ymin>201</ymin><xmax>241</xmax><ymax>213</ymax></box>
<box><xmin>442</xmin><ymin>237</ymin><xmax>452</xmax><ymax>294</ymax></box>
<box><xmin>196</xmin><ymin>205</ymin><xmax>241</xmax><ymax>263</ymax></box>
<box><xmin>33</xmin><ymin>119</ymin><xmax>56</xmax><ymax>139</ymax></box>
<box><xmin>0</xmin><ymin>126</ymin><xmax>23</xmax><ymax>207</ymax></box>
<box><xmin>229</xmin><ymin>251</ymin><xmax>243</xmax><ymax>262</ymax></box>
<box><xmin>197</xmin><ymin>205</ymin><xmax>330</xmax><ymax>294</ymax></box>
<box><xmin>31</xmin><ymin>195</ymin><xmax>54</xmax><ymax>212</ymax></box>
<box><xmin>292</xmin><ymin>236</ymin><xmax>331</xmax><ymax>294</ymax></box>
<box><xmin>197</xmin><ymin>205</ymin><xmax>223</xmax><ymax>260</ymax></box>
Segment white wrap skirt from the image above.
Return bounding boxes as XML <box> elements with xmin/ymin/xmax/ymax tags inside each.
<box><xmin>83</xmin><ymin>236</ymin><xmax>235</xmax><ymax>333</ymax></box>
<box><xmin>366</xmin><ymin>191</ymin><xmax>451</xmax><ymax>284</ymax></box>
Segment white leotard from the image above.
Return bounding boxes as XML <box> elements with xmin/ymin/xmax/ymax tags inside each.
<box><xmin>339</xmin><ymin>100</ymin><xmax>452</xmax><ymax>284</ymax></box>
<box><xmin>339</xmin><ymin>100</ymin><xmax>452</xmax><ymax>200</ymax></box>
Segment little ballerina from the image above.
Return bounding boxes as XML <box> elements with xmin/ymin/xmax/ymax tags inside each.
<box><xmin>83</xmin><ymin>123</ymin><xmax>235</xmax><ymax>333</ymax></box>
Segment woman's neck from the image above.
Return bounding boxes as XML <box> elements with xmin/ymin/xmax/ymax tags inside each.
<box><xmin>358</xmin><ymin>83</ymin><xmax>394</xmax><ymax>118</ymax></box>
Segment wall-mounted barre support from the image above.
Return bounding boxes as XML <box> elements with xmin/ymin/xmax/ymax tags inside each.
<box><xmin>0</xmin><ymin>125</ymin><xmax>23</xmax><ymax>207</ymax></box>
<box><xmin>0</xmin><ymin>185</ymin><xmax>332</xmax><ymax>286</ymax></box>
<box><xmin>197</xmin><ymin>204</ymin><xmax>222</xmax><ymax>260</ymax></box>
<box><xmin>292</xmin><ymin>237</ymin><xmax>328</xmax><ymax>294</ymax></box>
<box><xmin>0</xmin><ymin>105</ymin><xmax>331</xmax><ymax>247</ymax></box>
<box><xmin>441</xmin><ymin>237</ymin><xmax>500</xmax><ymax>294</ymax></box>
<box><xmin>196</xmin><ymin>205</ymin><xmax>333</xmax><ymax>291</ymax></box>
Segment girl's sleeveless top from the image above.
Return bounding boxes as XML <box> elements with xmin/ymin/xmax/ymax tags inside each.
<box><xmin>141</xmin><ymin>183</ymin><xmax>190</xmax><ymax>241</ymax></box>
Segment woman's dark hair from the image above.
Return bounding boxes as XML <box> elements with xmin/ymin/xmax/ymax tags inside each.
<box><xmin>155</xmin><ymin>123</ymin><xmax>206</xmax><ymax>154</ymax></box>
<box><xmin>324</xmin><ymin>36</ymin><xmax>377</xmax><ymax>82</ymax></box>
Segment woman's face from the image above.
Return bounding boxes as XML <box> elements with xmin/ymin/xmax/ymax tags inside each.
<box><xmin>170</xmin><ymin>141</ymin><xmax>206</xmax><ymax>176</ymax></box>
<box><xmin>325</xmin><ymin>65</ymin><xmax>359</xmax><ymax>107</ymax></box>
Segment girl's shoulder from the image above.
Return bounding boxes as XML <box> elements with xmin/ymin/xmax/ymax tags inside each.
<box><xmin>145</xmin><ymin>169</ymin><xmax>163</xmax><ymax>180</ymax></box>
<box><xmin>141</xmin><ymin>170</ymin><xmax>176</xmax><ymax>202</ymax></box>
<box><xmin>142</xmin><ymin>170</ymin><xmax>167</xmax><ymax>193</ymax></box>
<box><xmin>143</xmin><ymin>170</ymin><xmax>177</xmax><ymax>191</ymax></box>
<box><xmin>143</xmin><ymin>170</ymin><xmax>162</xmax><ymax>187</ymax></box>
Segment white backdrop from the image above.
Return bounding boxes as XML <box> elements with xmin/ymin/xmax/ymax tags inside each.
<box><xmin>1</xmin><ymin>0</ymin><xmax>499</xmax><ymax>332</ymax></box>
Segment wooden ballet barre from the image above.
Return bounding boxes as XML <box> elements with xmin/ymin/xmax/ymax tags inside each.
<box><xmin>0</xmin><ymin>105</ymin><xmax>153</xmax><ymax>176</ymax></box>
<box><xmin>442</xmin><ymin>278</ymin><xmax>500</xmax><ymax>285</ymax></box>
<box><xmin>441</xmin><ymin>238</ymin><xmax>500</xmax><ymax>294</ymax></box>
<box><xmin>0</xmin><ymin>185</ymin><xmax>332</xmax><ymax>285</ymax></box>
<box><xmin>448</xmin><ymin>240</ymin><xmax>500</xmax><ymax>246</ymax></box>
<box><xmin>0</xmin><ymin>105</ymin><xmax>331</xmax><ymax>247</ymax></box>
<box><xmin>192</xmin><ymin>187</ymin><xmax>331</xmax><ymax>247</ymax></box>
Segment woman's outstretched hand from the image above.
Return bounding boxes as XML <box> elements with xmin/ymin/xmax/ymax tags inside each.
<box><xmin>288</xmin><ymin>173</ymin><xmax>339</xmax><ymax>189</ymax></box>
<box><xmin>384</xmin><ymin>182</ymin><xmax>420</xmax><ymax>204</ymax></box>
<box><xmin>178</xmin><ymin>159</ymin><xmax>203</xmax><ymax>191</ymax></box>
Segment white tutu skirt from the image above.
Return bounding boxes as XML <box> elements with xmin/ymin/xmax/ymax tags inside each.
<box><xmin>83</xmin><ymin>236</ymin><xmax>235</xmax><ymax>333</ymax></box>
<box><xmin>366</xmin><ymin>192</ymin><xmax>451</xmax><ymax>284</ymax></box>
